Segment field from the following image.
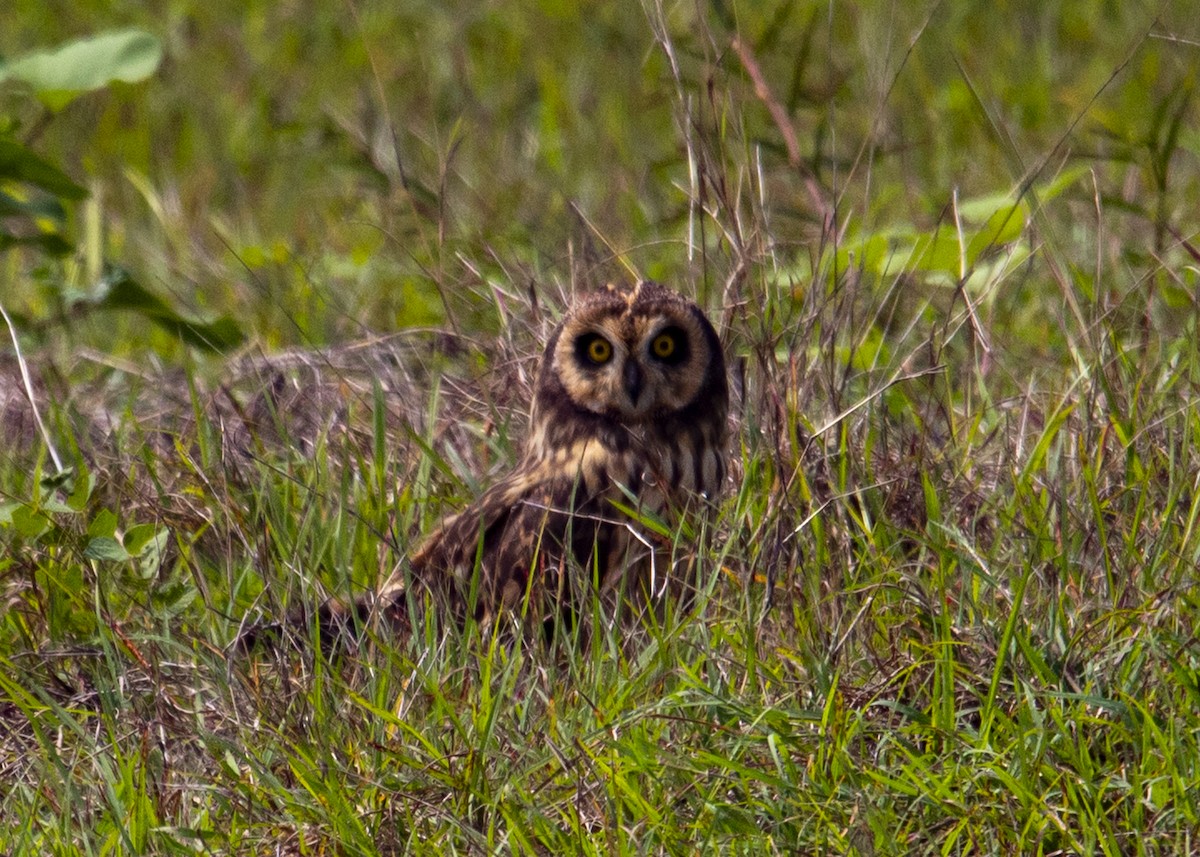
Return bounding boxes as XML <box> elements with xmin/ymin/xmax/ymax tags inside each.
<box><xmin>2</xmin><ymin>2</ymin><xmax>1200</xmax><ymax>854</ymax></box>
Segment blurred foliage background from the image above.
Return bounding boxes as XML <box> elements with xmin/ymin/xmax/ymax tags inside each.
<box><xmin>3</xmin><ymin>0</ymin><xmax>1196</xmax><ymax>369</ymax></box>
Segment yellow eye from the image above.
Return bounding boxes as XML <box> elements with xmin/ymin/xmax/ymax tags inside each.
<box><xmin>651</xmin><ymin>333</ymin><xmax>676</xmax><ymax>359</ymax></box>
<box><xmin>587</xmin><ymin>337</ymin><xmax>612</xmax><ymax>364</ymax></box>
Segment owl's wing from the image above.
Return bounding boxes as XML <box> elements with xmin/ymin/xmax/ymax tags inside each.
<box><xmin>407</xmin><ymin>459</ymin><xmax>608</xmax><ymax>623</ymax></box>
<box><xmin>233</xmin><ymin>461</ymin><xmax>608</xmax><ymax>653</ymax></box>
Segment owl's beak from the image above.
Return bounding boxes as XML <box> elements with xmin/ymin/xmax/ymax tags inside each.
<box><xmin>624</xmin><ymin>360</ymin><xmax>643</xmax><ymax>405</ymax></box>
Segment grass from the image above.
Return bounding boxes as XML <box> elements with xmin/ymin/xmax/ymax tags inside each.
<box><xmin>3</xmin><ymin>0</ymin><xmax>1200</xmax><ymax>854</ymax></box>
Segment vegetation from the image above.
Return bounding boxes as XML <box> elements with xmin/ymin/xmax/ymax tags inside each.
<box><xmin>2</xmin><ymin>1</ymin><xmax>1199</xmax><ymax>853</ymax></box>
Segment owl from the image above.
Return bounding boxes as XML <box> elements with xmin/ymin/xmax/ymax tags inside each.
<box><xmin>245</xmin><ymin>281</ymin><xmax>729</xmax><ymax>648</ymax></box>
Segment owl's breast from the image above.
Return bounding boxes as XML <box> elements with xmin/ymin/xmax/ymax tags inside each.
<box><xmin>636</xmin><ymin>420</ymin><xmax>727</xmax><ymax>502</ymax></box>
<box><xmin>524</xmin><ymin>404</ymin><xmax>727</xmax><ymax>512</ymax></box>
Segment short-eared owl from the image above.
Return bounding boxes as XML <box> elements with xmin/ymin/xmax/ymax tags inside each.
<box><xmin>250</xmin><ymin>281</ymin><xmax>729</xmax><ymax>646</ymax></box>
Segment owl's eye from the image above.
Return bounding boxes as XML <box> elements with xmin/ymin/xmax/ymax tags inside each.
<box><xmin>649</xmin><ymin>327</ymin><xmax>688</xmax><ymax>364</ymax></box>
<box><xmin>578</xmin><ymin>334</ymin><xmax>613</xmax><ymax>365</ymax></box>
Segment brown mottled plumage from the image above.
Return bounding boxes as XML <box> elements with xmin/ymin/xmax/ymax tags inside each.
<box><xmin>242</xmin><ymin>281</ymin><xmax>728</xmax><ymax>648</ymax></box>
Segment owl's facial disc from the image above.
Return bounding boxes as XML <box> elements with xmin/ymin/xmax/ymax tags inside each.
<box><xmin>562</xmin><ymin>317</ymin><xmax>705</xmax><ymax>421</ymax></box>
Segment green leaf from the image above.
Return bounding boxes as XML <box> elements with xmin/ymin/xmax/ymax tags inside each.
<box><xmin>957</xmin><ymin>190</ymin><xmax>1019</xmax><ymax>223</ymax></box>
<box><xmin>12</xmin><ymin>505</ymin><xmax>50</xmax><ymax>539</ymax></box>
<box><xmin>39</xmin><ymin>499</ymin><xmax>76</xmax><ymax>515</ymax></box>
<box><xmin>0</xmin><ymin>189</ymin><xmax>62</xmax><ymax>219</ymax></box>
<box><xmin>966</xmin><ymin>201</ymin><xmax>1031</xmax><ymax>263</ymax></box>
<box><xmin>911</xmin><ymin>228</ymin><xmax>966</xmax><ymax>276</ymax></box>
<box><xmin>67</xmin><ymin>466</ymin><xmax>96</xmax><ymax>511</ymax></box>
<box><xmin>87</xmin><ymin>508</ymin><xmax>119</xmax><ymax>539</ymax></box>
<box><xmin>1035</xmin><ymin>165</ymin><xmax>1090</xmax><ymax>202</ymax></box>
<box><xmin>93</xmin><ymin>267</ymin><xmax>246</xmax><ymax>352</ymax></box>
<box><xmin>155</xmin><ymin>315</ymin><xmax>246</xmax><ymax>352</ymax></box>
<box><xmin>0</xmin><ymin>141</ymin><xmax>87</xmax><ymax>199</ymax></box>
<box><xmin>151</xmin><ymin>579</ymin><xmax>197</xmax><ymax>618</ymax></box>
<box><xmin>39</xmin><ymin>467</ymin><xmax>76</xmax><ymax>492</ymax></box>
<box><xmin>94</xmin><ymin>267</ymin><xmax>175</xmax><ymax>315</ymax></box>
<box><xmin>84</xmin><ymin>536</ymin><xmax>129</xmax><ymax>562</ymax></box>
<box><xmin>0</xmin><ymin>502</ymin><xmax>19</xmax><ymax>526</ymax></box>
<box><xmin>135</xmin><ymin>528</ymin><xmax>170</xmax><ymax>578</ymax></box>
<box><xmin>0</xmin><ymin>230</ymin><xmax>73</xmax><ymax>255</ymax></box>
<box><xmin>0</xmin><ymin>29</ymin><xmax>162</xmax><ymax>112</ymax></box>
<box><xmin>0</xmin><ymin>143</ymin><xmax>82</xmax><ymax>255</ymax></box>
<box><xmin>123</xmin><ymin>523</ymin><xmax>164</xmax><ymax>557</ymax></box>
<box><xmin>830</xmin><ymin>229</ymin><xmax>915</xmax><ymax>279</ymax></box>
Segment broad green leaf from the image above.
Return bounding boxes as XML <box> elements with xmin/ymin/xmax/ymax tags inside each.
<box><xmin>957</xmin><ymin>190</ymin><xmax>1019</xmax><ymax>222</ymax></box>
<box><xmin>123</xmin><ymin>523</ymin><xmax>165</xmax><ymax>557</ymax></box>
<box><xmin>1035</xmin><ymin>164</ymin><xmax>1090</xmax><ymax>202</ymax></box>
<box><xmin>151</xmin><ymin>579</ymin><xmax>197</xmax><ymax>617</ymax></box>
<box><xmin>94</xmin><ymin>267</ymin><xmax>174</xmax><ymax>315</ymax></box>
<box><xmin>39</xmin><ymin>498</ymin><xmax>76</xmax><ymax>515</ymax></box>
<box><xmin>135</xmin><ymin>528</ymin><xmax>170</xmax><ymax>578</ymax></box>
<box><xmin>87</xmin><ymin>508</ymin><xmax>119</xmax><ymax>539</ymax></box>
<box><xmin>0</xmin><ymin>502</ymin><xmax>19</xmax><ymax>526</ymax></box>
<box><xmin>833</xmin><ymin>230</ymin><xmax>915</xmax><ymax>279</ymax></box>
<box><xmin>912</xmin><ymin>229</ymin><xmax>966</xmax><ymax>276</ymax></box>
<box><xmin>957</xmin><ymin>168</ymin><xmax>1085</xmax><ymax>225</ymax></box>
<box><xmin>39</xmin><ymin>467</ymin><xmax>77</xmax><ymax>492</ymax></box>
<box><xmin>0</xmin><ymin>29</ymin><xmax>162</xmax><ymax>112</ymax></box>
<box><xmin>967</xmin><ymin>201</ymin><xmax>1031</xmax><ymax>262</ymax></box>
<box><xmin>84</xmin><ymin>536</ymin><xmax>129</xmax><ymax>562</ymax></box>
<box><xmin>11</xmin><ymin>505</ymin><xmax>50</xmax><ymax>539</ymax></box>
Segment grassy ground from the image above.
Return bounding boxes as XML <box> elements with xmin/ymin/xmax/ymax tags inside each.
<box><xmin>3</xmin><ymin>2</ymin><xmax>1200</xmax><ymax>854</ymax></box>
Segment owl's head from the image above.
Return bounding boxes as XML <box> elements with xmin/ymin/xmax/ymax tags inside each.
<box><xmin>540</xmin><ymin>281</ymin><xmax>727</xmax><ymax>425</ymax></box>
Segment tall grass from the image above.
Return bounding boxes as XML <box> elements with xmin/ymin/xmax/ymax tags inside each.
<box><xmin>2</xmin><ymin>1</ymin><xmax>1199</xmax><ymax>853</ymax></box>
